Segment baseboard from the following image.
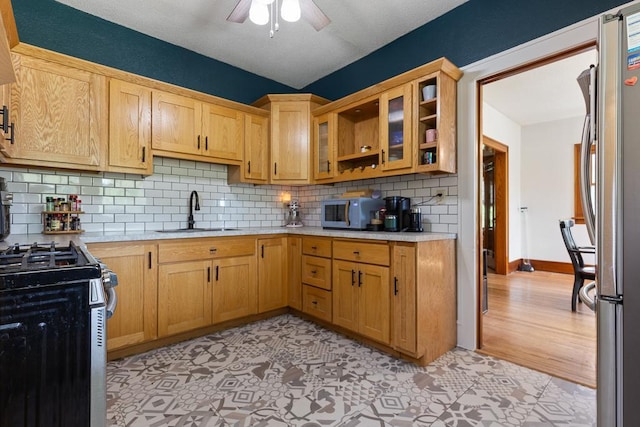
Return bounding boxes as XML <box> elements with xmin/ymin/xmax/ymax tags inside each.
<box><xmin>507</xmin><ymin>258</ymin><xmax>580</xmax><ymax>275</ymax></box>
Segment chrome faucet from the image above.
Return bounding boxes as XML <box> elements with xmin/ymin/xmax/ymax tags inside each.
<box><xmin>187</xmin><ymin>190</ymin><xmax>200</xmax><ymax>229</ymax></box>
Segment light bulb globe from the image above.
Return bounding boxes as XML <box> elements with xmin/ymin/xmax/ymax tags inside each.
<box><xmin>249</xmin><ymin>1</ymin><xmax>269</xmax><ymax>25</ymax></box>
<box><xmin>281</xmin><ymin>0</ymin><xmax>301</xmax><ymax>22</ymax></box>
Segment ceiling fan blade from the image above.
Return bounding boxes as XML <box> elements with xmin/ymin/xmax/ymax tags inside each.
<box><xmin>299</xmin><ymin>0</ymin><xmax>330</xmax><ymax>31</ymax></box>
<box><xmin>227</xmin><ymin>0</ymin><xmax>252</xmax><ymax>23</ymax></box>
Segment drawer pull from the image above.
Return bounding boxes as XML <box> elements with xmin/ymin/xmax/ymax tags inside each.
<box><xmin>353</xmin><ymin>251</ymin><xmax>360</xmax><ymax>255</ymax></box>
<box><xmin>210</xmin><ymin>248</ymin><xmax>217</xmax><ymax>254</ymax></box>
<box><xmin>312</xmin><ymin>300</ymin><xmax>318</xmax><ymax>305</ymax></box>
<box><xmin>311</xmin><ymin>269</ymin><xmax>317</xmax><ymax>275</ymax></box>
<box><xmin>311</xmin><ymin>246</ymin><xmax>317</xmax><ymax>250</ymax></box>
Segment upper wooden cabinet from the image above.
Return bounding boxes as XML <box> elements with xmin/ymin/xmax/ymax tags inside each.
<box><xmin>108</xmin><ymin>79</ymin><xmax>153</xmax><ymax>175</ymax></box>
<box><xmin>312</xmin><ymin>113</ymin><xmax>336</xmax><ymax>182</ymax></box>
<box><xmin>151</xmin><ymin>90</ymin><xmax>244</xmax><ymax>165</ymax></box>
<box><xmin>313</xmin><ymin>58</ymin><xmax>462</xmax><ymax>183</ymax></box>
<box><xmin>254</xmin><ymin>94</ymin><xmax>328</xmax><ymax>185</ymax></box>
<box><xmin>0</xmin><ymin>52</ymin><xmax>107</xmax><ymax>170</ymax></box>
<box><xmin>227</xmin><ymin>112</ymin><xmax>270</xmax><ymax>184</ymax></box>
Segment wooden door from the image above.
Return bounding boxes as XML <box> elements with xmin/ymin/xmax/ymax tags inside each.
<box><xmin>151</xmin><ymin>90</ymin><xmax>202</xmax><ymax>155</ymax></box>
<box><xmin>332</xmin><ymin>259</ymin><xmax>359</xmax><ymax>332</ymax></box>
<box><xmin>380</xmin><ymin>84</ymin><xmax>413</xmax><ymax>171</ymax></box>
<box><xmin>88</xmin><ymin>242</ymin><xmax>157</xmax><ymax>351</ymax></box>
<box><xmin>358</xmin><ymin>263</ymin><xmax>390</xmax><ymax>344</ymax></box>
<box><xmin>202</xmin><ymin>103</ymin><xmax>243</xmax><ymax>162</ymax></box>
<box><xmin>391</xmin><ymin>244</ymin><xmax>417</xmax><ymax>354</ymax></box>
<box><xmin>244</xmin><ymin>113</ymin><xmax>269</xmax><ymax>183</ymax></box>
<box><xmin>287</xmin><ymin>236</ymin><xmax>303</xmax><ymax>311</ymax></box>
<box><xmin>212</xmin><ymin>255</ymin><xmax>257</xmax><ymax>323</ymax></box>
<box><xmin>108</xmin><ymin>79</ymin><xmax>152</xmax><ymax>174</ymax></box>
<box><xmin>3</xmin><ymin>54</ymin><xmax>106</xmax><ymax>169</ymax></box>
<box><xmin>271</xmin><ymin>101</ymin><xmax>310</xmax><ymax>183</ymax></box>
<box><xmin>257</xmin><ymin>237</ymin><xmax>288</xmax><ymax>312</ymax></box>
<box><xmin>158</xmin><ymin>260</ymin><xmax>212</xmax><ymax>336</ymax></box>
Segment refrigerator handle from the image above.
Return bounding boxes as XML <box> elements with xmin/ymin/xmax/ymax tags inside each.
<box><xmin>580</xmin><ymin>113</ymin><xmax>596</xmax><ymax>245</ymax></box>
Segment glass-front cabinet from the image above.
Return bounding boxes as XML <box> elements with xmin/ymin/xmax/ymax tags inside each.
<box><xmin>313</xmin><ymin>113</ymin><xmax>336</xmax><ymax>182</ymax></box>
<box><xmin>380</xmin><ymin>84</ymin><xmax>412</xmax><ymax>171</ymax></box>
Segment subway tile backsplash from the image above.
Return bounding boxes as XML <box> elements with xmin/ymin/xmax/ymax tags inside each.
<box><xmin>1</xmin><ymin>157</ymin><xmax>458</xmax><ymax>235</ymax></box>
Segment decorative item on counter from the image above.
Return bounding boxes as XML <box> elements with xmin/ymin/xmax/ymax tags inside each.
<box><xmin>45</xmin><ymin>197</ymin><xmax>54</xmax><ymax>211</ymax></box>
<box><xmin>360</xmin><ymin>145</ymin><xmax>371</xmax><ymax>153</ymax></box>
<box><xmin>42</xmin><ymin>194</ymin><xmax>84</xmax><ymax>234</ymax></box>
<box><xmin>285</xmin><ymin>200</ymin><xmax>303</xmax><ymax>228</ymax></box>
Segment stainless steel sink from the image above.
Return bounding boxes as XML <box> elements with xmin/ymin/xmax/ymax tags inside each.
<box><xmin>156</xmin><ymin>228</ymin><xmax>238</xmax><ymax>233</ymax></box>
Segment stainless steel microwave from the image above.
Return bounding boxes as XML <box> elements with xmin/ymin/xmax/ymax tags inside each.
<box><xmin>321</xmin><ymin>198</ymin><xmax>384</xmax><ymax>230</ymax></box>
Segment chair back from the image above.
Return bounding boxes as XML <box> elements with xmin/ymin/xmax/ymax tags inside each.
<box><xmin>559</xmin><ymin>219</ymin><xmax>586</xmax><ymax>269</ymax></box>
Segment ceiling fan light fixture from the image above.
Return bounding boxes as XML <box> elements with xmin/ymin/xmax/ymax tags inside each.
<box><xmin>249</xmin><ymin>0</ymin><xmax>269</xmax><ymax>25</ymax></box>
<box><xmin>281</xmin><ymin>0</ymin><xmax>301</xmax><ymax>22</ymax></box>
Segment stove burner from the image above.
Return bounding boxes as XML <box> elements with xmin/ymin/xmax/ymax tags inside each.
<box><xmin>0</xmin><ymin>241</ymin><xmax>89</xmax><ymax>272</ymax></box>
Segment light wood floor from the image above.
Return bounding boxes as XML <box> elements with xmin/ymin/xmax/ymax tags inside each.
<box><xmin>478</xmin><ymin>270</ymin><xmax>596</xmax><ymax>388</ymax></box>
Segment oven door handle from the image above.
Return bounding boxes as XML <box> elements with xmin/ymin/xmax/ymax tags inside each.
<box><xmin>105</xmin><ymin>287</ymin><xmax>117</xmax><ymax>319</ymax></box>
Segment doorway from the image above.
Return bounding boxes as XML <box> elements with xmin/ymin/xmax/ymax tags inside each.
<box><xmin>476</xmin><ymin>45</ymin><xmax>598</xmax><ymax>387</ymax></box>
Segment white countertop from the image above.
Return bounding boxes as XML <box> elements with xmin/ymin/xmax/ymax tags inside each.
<box><xmin>2</xmin><ymin>227</ymin><xmax>456</xmax><ymax>247</ymax></box>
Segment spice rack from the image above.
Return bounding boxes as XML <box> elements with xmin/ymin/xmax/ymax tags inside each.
<box><xmin>42</xmin><ymin>195</ymin><xmax>84</xmax><ymax>234</ymax></box>
<box><xmin>42</xmin><ymin>211</ymin><xmax>84</xmax><ymax>234</ymax></box>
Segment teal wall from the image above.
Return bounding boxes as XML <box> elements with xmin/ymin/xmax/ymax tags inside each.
<box><xmin>303</xmin><ymin>0</ymin><xmax>630</xmax><ymax>99</ymax></box>
<box><xmin>13</xmin><ymin>0</ymin><xmax>631</xmax><ymax>103</ymax></box>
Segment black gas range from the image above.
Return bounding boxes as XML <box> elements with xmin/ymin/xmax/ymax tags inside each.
<box><xmin>0</xmin><ymin>240</ymin><xmax>117</xmax><ymax>427</ymax></box>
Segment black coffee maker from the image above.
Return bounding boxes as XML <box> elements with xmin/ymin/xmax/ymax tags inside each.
<box><xmin>383</xmin><ymin>196</ymin><xmax>411</xmax><ymax>232</ymax></box>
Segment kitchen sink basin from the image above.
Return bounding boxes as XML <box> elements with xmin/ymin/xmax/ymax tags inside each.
<box><xmin>156</xmin><ymin>228</ymin><xmax>238</xmax><ymax>233</ymax></box>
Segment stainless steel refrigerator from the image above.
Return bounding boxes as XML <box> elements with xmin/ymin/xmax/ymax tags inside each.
<box><xmin>578</xmin><ymin>4</ymin><xmax>640</xmax><ymax>426</ymax></box>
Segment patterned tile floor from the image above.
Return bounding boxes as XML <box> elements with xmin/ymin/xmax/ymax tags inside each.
<box><xmin>106</xmin><ymin>314</ymin><xmax>596</xmax><ymax>426</ymax></box>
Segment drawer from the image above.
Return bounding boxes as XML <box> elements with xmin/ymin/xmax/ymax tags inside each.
<box><xmin>302</xmin><ymin>284</ymin><xmax>332</xmax><ymax>323</ymax></box>
<box><xmin>158</xmin><ymin>238</ymin><xmax>255</xmax><ymax>263</ymax></box>
<box><xmin>302</xmin><ymin>255</ymin><xmax>332</xmax><ymax>290</ymax></box>
<box><xmin>302</xmin><ymin>237</ymin><xmax>332</xmax><ymax>258</ymax></box>
<box><xmin>333</xmin><ymin>239</ymin><xmax>390</xmax><ymax>266</ymax></box>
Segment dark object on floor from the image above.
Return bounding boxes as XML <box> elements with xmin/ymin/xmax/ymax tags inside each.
<box><xmin>559</xmin><ymin>219</ymin><xmax>596</xmax><ymax>311</ymax></box>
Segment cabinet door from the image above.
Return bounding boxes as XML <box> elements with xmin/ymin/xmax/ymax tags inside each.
<box><xmin>151</xmin><ymin>90</ymin><xmax>202</xmax><ymax>155</ymax></box>
<box><xmin>359</xmin><ymin>263</ymin><xmax>391</xmax><ymax>344</ymax></box>
<box><xmin>287</xmin><ymin>236</ymin><xmax>303</xmax><ymax>311</ymax></box>
<box><xmin>391</xmin><ymin>244</ymin><xmax>417</xmax><ymax>353</ymax></box>
<box><xmin>3</xmin><ymin>54</ymin><xmax>106</xmax><ymax>169</ymax></box>
<box><xmin>158</xmin><ymin>260</ymin><xmax>212</xmax><ymax>336</ymax></box>
<box><xmin>212</xmin><ymin>255</ymin><xmax>257</xmax><ymax>323</ymax></box>
<box><xmin>313</xmin><ymin>113</ymin><xmax>335</xmax><ymax>181</ymax></box>
<box><xmin>202</xmin><ymin>103</ymin><xmax>243</xmax><ymax>162</ymax></box>
<box><xmin>271</xmin><ymin>101</ymin><xmax>310</xmax><ymax>183</ymax></box>
<box><xmin>108</xmin><ymin>79</ymin><xmax>152</xmax><ymax>174</ymax></box>
<box><xmin>332</xmin><ymin>259</ymin><xmax>359</xmax><ymax>332</ymax></box>
<box><xmin>88</xmin><ymin>243</ymin><xmax>157</xmax><ymax>351</ymax></box>
<box><xmin>244</xmin><ymin>113</ymin><xmax>269</xmax><ymax>183</ymax></box>
<box><xmin>380</xmin><ymin>84</ymin><xmax>412</xmax><ymax>171</ymax></box>
<box><xmin>258</xmin><ymin>237</ymin><xmax>288</xmax><ymax>312</ymax></box>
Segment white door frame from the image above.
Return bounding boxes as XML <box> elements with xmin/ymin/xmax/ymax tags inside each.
<box><xmin>455</xmin><ymin>0</ymin><xmax>639</xmax><ymax>350</ymax></box>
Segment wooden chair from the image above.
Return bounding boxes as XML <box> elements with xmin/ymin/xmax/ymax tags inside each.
<box><xmin>559</xmin><ymin>219</ymin><xmax>596</xmax><ymax>311</ymax></box>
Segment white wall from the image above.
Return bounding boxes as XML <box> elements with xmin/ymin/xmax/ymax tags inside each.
<box><xmin>1</xmin><ymin>157</ymin><xmax>458</xmax><ymax>235</ymax></box>
<box><xmin>482</xmin><ymin>102</ymin><xmax>523</xmax><ymax>261</ymax></box>
<box><xmin>520</xmin><ymin>115</ymin><xmax>594</xmax><ymax>265</ymax></box>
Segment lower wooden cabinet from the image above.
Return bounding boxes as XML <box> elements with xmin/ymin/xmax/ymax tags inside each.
<box><xmin>287</xmin><ymin>236</ymin><xmax>303</xmax><ymax>311</ymax></box>
<box><xmin>332</xmin><ymin>259</ymin><xmax>390</xmax><ymax>344</ymax></box>
<box><xmin>302</xmin><ymin>284</ymin><xmax>332</xmax><ymax>322</ymax></box>
<box><xmin>158</xmin><ymin>260</ymin><xmax>212</xmax><ymax>337</ymax></box>
<box><xmin>258</xmin><ymin>237</ymin><xmax>288</xmax><ymax>312</ymax></box>
<box><xmin>88</xmin><ymin>242</ymin><xmax>157</xmax><ymax>351</ymax></box>
<box><xmin>212</xmin><ymin>255</ymin><xmax>257</xmax><ymax>323</ymax></box>
<box><xmin>390</xmin><ymin>240</ymin><xmax>456</xmax><ymax>364</ymax></box>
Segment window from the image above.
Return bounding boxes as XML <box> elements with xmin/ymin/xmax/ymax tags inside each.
<box><xmin>574</xmin><ymin>143</ymin><xmax>595</xmax><ymax>224</ymax></box>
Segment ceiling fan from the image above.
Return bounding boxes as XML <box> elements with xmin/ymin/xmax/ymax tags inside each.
<box><xmin>227</xmin><ymin>0</ymin><xmax>330</xmax><ymax>32</ymax></box>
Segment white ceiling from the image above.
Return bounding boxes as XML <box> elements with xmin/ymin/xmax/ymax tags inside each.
<box><xmin>483</xmin><ymin>49</ymin><xmax>598</xmax><ymax>126</ymax></box>
<box><xmin>54</xmin><ymin>0</ymin><xmax>468</xmax><ymax>89</ymax></box>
